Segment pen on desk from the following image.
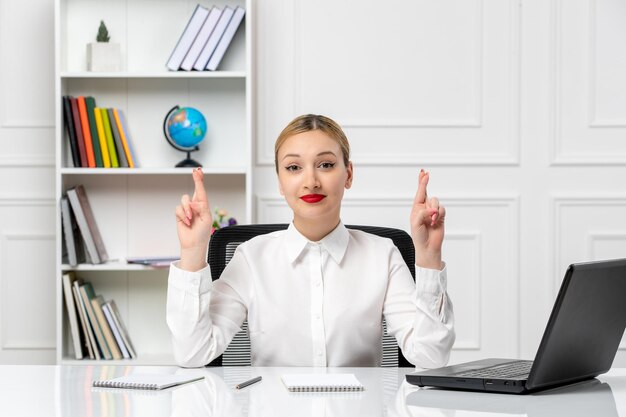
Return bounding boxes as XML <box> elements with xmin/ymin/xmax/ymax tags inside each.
<box><xmin>235</xmin><ymin>376</ymin><xmax>262</xmax><ymax>389</ymax></box>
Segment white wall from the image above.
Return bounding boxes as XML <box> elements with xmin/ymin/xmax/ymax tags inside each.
<box><xmin>0</xmin><ymin>0</ymin><xmax>56</xmax><ymax>364</ymax></box>
<box><xmin>0</xmin><ymin>0</ymin><xmax>624</xmax><ymax>365</ymax></box>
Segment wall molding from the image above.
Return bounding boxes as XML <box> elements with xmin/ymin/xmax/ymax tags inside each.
<box><xmin>0</xmin><ymin>232</ymin><xmax>55</xmax><ymax>351</ymax></box>
<box><xmin>587</xmin><ymin>0</ymin><xmax>626</xmax><ymax>128</ymax></box>
<box><xmin>257</xmin><ymin>0</ymin><xmax>520</xmax><ymax>166</ymax></box>
<box><xmin>586</xmin><ymin>231</ymin><xmax>626</xmax><ymax>260</ymax></box>
<box><xmin>552</xmin><ymin>195</ymin><xmax>626</xmax><ymax>293</ymax></box>
<box><xmin>0</xmin><ymin>155</ymin><xmax>54</xmax><ymax>168</ymax></box>
<box><xmin>551</xmin><ymin>0</ymin><xmax>626</xmax><ymax>165</ymax></box>
<box><xmin>447</xmin><ymin>231</ymin><xmax>482</xmax><ymax>351</ymax></box>
<box><xmin>0</xmin><ymin>197</ymin><xmax>54</xmax><ymax>206</ymax></box>
<box><xmin>293</xmin><ymin>1</ymin><xmax>484</xmax><ymax>129</ymax></box>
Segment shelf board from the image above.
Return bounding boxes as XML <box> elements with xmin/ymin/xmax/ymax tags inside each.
<box><xmin>60</xmin><ymin>71</ymin><xmax>247</xmax><ymax>79</ymax></box>
<box><xmin>60</xmin><ymin>167</ymin><xmax>247</xmax><ymax>175</ymax></box>
<box><xmin>61</xmin><ymin>261</ymin><xmax>175</xmax><ymax>271</ymax></box>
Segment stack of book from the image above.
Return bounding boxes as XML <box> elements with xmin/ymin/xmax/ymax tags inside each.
<box><xmin>62</xmin><ymin>272</ymin><xmax>136</xmax><ymax>360</ymax></box>
<box><xmin>62</xmin><ymin>95</ymin><xmax>137</xmax><ymax>168</ymax></box>
<box><xmin>166</xmin><ymin>4</ymin><xmax>246</xmax><ymax>71</ymax></box>
<box><xmin>61</xmin><ymin>184</ymin><xmax>108</xmax><ymax>265</ymax></box>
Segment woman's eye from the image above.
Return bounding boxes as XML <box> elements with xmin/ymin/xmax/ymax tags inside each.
<box><xmin>285</xmin><ymin>165</ymin><xmax>300</xmax><ymax>172</ymax></box>
<box><xmin>319</xmin><ymin>162</ymin><xmax>335</xmax><ymax>169</ymax></box>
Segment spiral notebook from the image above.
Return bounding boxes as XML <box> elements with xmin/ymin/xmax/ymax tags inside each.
<box><xmin>280</xmin><ymin>373</ymin><xmax>364</xmax><ymax>392</ymax></box>
<box><xmin>92</xmin><ymin>373</ymin><xmax>204</xmax><ymax>390</ymax></box>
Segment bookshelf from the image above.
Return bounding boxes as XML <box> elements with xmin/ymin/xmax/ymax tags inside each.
<box><xmin>54</xmin><ymin>0</ymin><xmax>253</xmax><ymax>365</ymax></box>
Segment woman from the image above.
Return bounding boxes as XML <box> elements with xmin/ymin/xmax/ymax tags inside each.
<box><xmin>167</xmin><ymin>114</ymin><xmax>454</xmax><ymax>367</ymax></box>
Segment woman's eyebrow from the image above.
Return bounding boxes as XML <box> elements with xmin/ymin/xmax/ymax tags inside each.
<box><xmin>281</xmin><ymin>151</ymin><xmax>336</xmax><ymax>160</ymax></box>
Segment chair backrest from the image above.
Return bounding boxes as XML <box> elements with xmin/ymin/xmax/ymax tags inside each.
<box><xmin>206</xmin><ymin>224</ymin><xmax>416</xmax><ymax>367</ymax></box>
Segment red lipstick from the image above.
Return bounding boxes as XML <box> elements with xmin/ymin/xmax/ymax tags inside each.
<box><xmin>300</xmin><ymin>194</ymin><xmax>326</xmax><ymax>203</ymax></box>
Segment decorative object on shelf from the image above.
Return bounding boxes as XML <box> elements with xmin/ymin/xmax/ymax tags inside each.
<box><xmin>163</xmin><ymin>105</ymin><xmax>207</xmax><ymax>167</ymax></box>
<box><xmin>211</xmin><ymin>208</ymin><xmax>237</xmax><ymax>234</ymax></box>
<box><xmin>87</xmin><ymin>20</ymin><xmax>121</xmax><ymax>72</ymax></box>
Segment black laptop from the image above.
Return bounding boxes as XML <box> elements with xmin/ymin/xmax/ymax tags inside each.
<box><xmin>406</xmin><ymin>258</ymin><xmax>626</xmax><ymax>394</ymax></box>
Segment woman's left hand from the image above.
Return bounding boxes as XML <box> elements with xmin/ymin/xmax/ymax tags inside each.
<box><xmin>410</xmin><ymin>169</ymin><xmax>445</xmax><ymax>270</ymax></box>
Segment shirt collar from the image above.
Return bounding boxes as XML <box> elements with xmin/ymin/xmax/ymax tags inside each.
<box><xmin>285</xmin><ymin>221</ymin><xmax>350</xmax><ymax>265</ymax></box>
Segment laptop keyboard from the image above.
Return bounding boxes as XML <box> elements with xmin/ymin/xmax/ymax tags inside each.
<box><xmin>454</xmin><ymin>360</ymin><xmax>533</xmax><ymax>379</ymax></box>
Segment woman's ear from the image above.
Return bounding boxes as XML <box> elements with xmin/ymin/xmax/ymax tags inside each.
<box><xmin>345</xmin><ymin>161</ymin><xmax>353</xmax><ymax>189</ymax></box>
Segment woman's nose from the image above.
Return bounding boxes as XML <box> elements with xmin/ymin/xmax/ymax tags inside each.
<box><xmin>304</xmin><ymin>169</ymin><xmax>320</xmax><ymax>189</ymax></box>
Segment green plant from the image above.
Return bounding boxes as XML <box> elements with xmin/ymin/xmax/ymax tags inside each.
<box><xmin>96</xmin><ymin>20</ymin><xmax>110</xmax><ymax>42</ymax></box>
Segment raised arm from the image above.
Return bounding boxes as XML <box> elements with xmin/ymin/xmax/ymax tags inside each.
<box><xmin>410</xmin><ymin>169</ymin><xmax>445</xmax><ymax>270</ymax></box>
<box><xmin>382</xmin><ymin>170</ymin><xmax>453</xmax><ymax>368</ymax></box>
<box><xmin>175</xmin><ymin>167</ymin><xmax>214</xmax><ymax>271</ymax></box>
<box><xmin>168</xmin><ymin>168</ymin><xmax>248</xmax><ymax>367</ymax></box>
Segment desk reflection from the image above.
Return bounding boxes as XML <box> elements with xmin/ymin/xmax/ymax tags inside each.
<box><xmin>60</xmin><ymin>366</ymin><xmax>623</xmax><ymax>417</ymax></box>
<box><xmin>172</xmin><ymin>367</ymin><xmax>400</xmax><ymax>417</ymax></box>
<box><xmin>64</xmin><ymin>366</ymin><xmax>402</xmax><ymax>417</ymax></box>
<box><xmin>391</xmin><ymin>379</ymin><xmax>619</xmax><ymax>417</ymax></box>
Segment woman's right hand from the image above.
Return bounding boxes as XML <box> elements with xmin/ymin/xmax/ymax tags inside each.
<box><xmin>175</xmin><ymin>168</ymin><xmax>213</xmax><ymax>271</ymax></box>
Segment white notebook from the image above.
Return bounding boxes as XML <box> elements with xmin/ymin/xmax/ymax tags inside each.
<box><xmin>280</xmin><ymin>373</ymin><xmax>364</xmax><ymax>392</ymax></box>
<box><xmin>92</xmin><ymin>374</ymin><xmax>204</xmax><ymax>390</ymax></box>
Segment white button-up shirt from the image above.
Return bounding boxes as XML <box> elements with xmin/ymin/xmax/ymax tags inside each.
<box><xmin>166</xmin><ymin>222</ymin><xmax>455</xmax><ymax>368</ymax></box>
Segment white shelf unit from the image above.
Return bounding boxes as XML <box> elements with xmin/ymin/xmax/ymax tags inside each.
<box><xmin>54</xmin><ymin>0</ymin><xmax>253</xmax><ymax>365</ymax></box>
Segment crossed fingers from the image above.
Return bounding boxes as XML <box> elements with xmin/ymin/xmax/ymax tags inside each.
<box><xmin>414</xmin><ymin>169</ymin><xmax>445</xmax><ymax>226</ymax></box>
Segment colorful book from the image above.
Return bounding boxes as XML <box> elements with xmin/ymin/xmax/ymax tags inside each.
<box><xmin>77</xmin><ymin>96</ymin><xmax>96</xmax><ymax>168</ymax></box>
<box><xmin>166</xmin><ymin>4</ymin><xmax>210</xmax><ymax>71</ymax></box>
<box><xmin>72</xmin><ymin>279</ymin><xmax>97</xmax><ymax>359</ymax></box>
<box><xmin>180</xmin><ymin>6</ymin><xmax>221</xmax><ymax>71</ymax></box>
<box><xmin>91</xmin><ymin>296</ymin><xmax>123</xmax><ymax>360</ymax></box>
<box><xmin>100</xmin><ymin>108</ymin><xmax>119</xmax><ymax>168</ymax></box>
<box><xmin>193</xmin><ymin>6</ymin><xmax>234</xmax><ymax>71</ymax></box>
<box><xmin>107</xmin><ymin>108</ymin><xmax>128</xmax><ymax>168</ymax></box>
<box><xmin>70</xmin><ymin>97</ymin><xmax>88</xmax><ymax>167</ymax></box>
<box><xmin>206</xmin><ymin>6</ymin><xmax>245</xmax><ymax>71</ymax></box>
<box><xmin>66</xmin><ymin>184</ymin><xmax>109</xmax><ymax>264</ymax></box>
<box><xmin>85</xmin><ymin>97</ymin><xmax>103</xmax><ymax>167</ymax></box>
<box><xmin>112</xmin><ymin>109</ymin><xmax>134</xmax><ymax>168</ymax></box>
<box><xmin>117</xmin><ymin>110</ymin><xmax>138</xmax><ymax>167</ymax></box>
<box><xmin>62</xmin><ymin>272</ymin><xmax>85</xmax><ymax>359</ymax></box>
<box><xmin>62</xmin><ymin>96</ymin><xmax>80</xmax><ymax>167</ymax></box>
<box><xmin>79</xmin><ymin>282</ymin><xmax>112</xmax><ymax>360</ymax></box>
<box><xmin>93</xmin><ymin>107</ymin><xmax>111</xmax><ymax>168</ymax></box>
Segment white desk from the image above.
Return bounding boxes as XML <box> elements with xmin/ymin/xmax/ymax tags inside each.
<box><xmin>0</xmin><ymin>365</ymin><xmax>624</xmax><ymax>416</ymax></box>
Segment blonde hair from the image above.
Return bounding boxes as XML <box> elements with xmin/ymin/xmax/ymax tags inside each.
<box><xmin>274</xmin><ymin>114</ymin><xmax>351</xmax><ymax>173</ymax></box>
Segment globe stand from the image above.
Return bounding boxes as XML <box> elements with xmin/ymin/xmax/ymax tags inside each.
<box><xmin>175</xmin><ymin>149</ymin><xmax>202</xmax><ymax>168</ymax></box>
<box><xmin>163</xmin><ymin>105</ymin><xmax>206</xmax><ymax>168</ymax></box>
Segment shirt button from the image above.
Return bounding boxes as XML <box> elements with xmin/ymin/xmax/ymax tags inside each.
<box><xmin>317</xmin><ymin>350</ymin><xmax>323</xmax><ymax>356</ymax></box>
<box><xmin>316</xmin><ymin>281</ymin><xmax>321</xmax><ymax>287</ymax></box>
<box><xmin>315</xmin><ymin>314</ymin><xmax>321</xmax><ymax>320</ymax></box>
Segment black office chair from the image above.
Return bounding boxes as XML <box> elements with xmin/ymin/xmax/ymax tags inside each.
<box><xmin>206</xmin><ymin>224</ymin><xmax>416</xmax><ymax>367</ymax></box>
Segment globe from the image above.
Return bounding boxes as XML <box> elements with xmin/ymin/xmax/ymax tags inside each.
<box><xmin>163</xmin><ymin>105</ymin><xmax>207</xmax><ymax>167</ymax></box>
